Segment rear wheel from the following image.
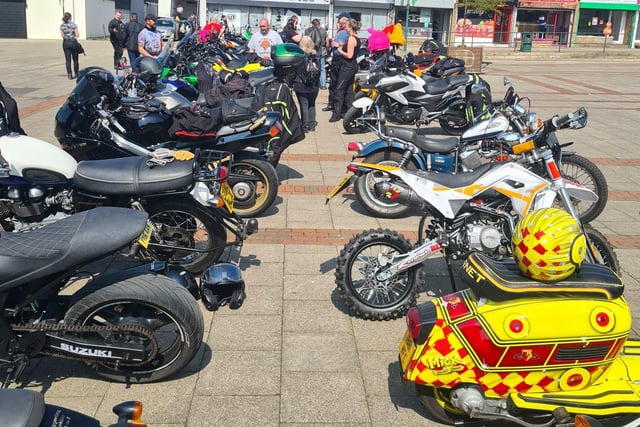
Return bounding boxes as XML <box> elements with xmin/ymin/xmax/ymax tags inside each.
<box><xmin>354</xmin><ymin>151</ymin><xmax>418</xmax><ymax>218</ymax></box>
<box><xmin>229</xmin><ymin>158</ymin><xmax>278</xmax><ymax>218</ymax></box>
<box><xmin>415</xmin><ymin>385</ymin><xmax>464</xmax><ymax>425</ymax></box>
<box><xmin>64</xmin><ymin>274</ymin><xmax>204</xmax><ymax>383</ymax></box>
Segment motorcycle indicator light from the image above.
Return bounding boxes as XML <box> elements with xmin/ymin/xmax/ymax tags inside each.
<box><xmin>347</xmin><ymin>141</ymin><xmax>363</xmax><ymax>152</ymax></box>
<box><xmin>511</xmin><ymin>140</ymin><xmax>535</xmax><ymax>155</ymax></box>
<box><xmin>346</xmin><ymin>163</ymin><xmax>359</xmax><ymax>173</ymax></box>
<box><xmin>269</xmin><ymin>122</ymin><xmax>282</xmax><ymax>137</ymax></box>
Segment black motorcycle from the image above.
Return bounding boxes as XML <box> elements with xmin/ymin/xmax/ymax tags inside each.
<box><xmin>55</xmin><ymin>68</ymin><xmax>281</xmax><ymax>218</ymax></box>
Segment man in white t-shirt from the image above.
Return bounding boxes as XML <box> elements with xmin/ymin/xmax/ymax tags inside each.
<box><xmin>247</xmin><ymin>18</ymin><xmax>282</xmax><ymax>60</ymax></box>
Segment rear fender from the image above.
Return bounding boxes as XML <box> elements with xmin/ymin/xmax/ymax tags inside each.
<box><xmin>358</xmin><ymin>141</ymin><xmax>428</xmax><ymax>170</ymax></box>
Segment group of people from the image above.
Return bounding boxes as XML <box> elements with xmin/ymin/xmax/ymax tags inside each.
<box><xmin>108</xmin><ymin>11</ymin><xmax>165</xmax><ymax>73</ymax></box>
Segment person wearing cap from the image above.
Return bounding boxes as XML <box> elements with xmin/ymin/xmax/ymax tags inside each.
<box><xmin>323</xmin><ymin>12</ymin><xmax>349</xmax><ymax>113</ymax></box>
<box><xmin>137</xmin><ymin>14</ymin><xmax>165</xmax><ymax>69</ymax></box>
<box><xmin>108</xmin><ymin>11</ymin><xmax>126</xmax><ymax>69</ymax></box>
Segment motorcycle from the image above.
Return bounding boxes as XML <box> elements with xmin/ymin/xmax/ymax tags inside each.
<box><xmin>55</xmin><ymin>67</ymin><xmax>281</xmax><ymax>218</ymax></box>
<box><xmin>398</xmin><ymin>251</ymin><xmax>640</xmax><ymax>427</ymax></box>
<box><xmin>345</xmin><ymin>80</ymin><xmax>607</xmax><ymax>223</ymax></box>
<box><xmin>0</xmin><ymin>206</ymin><xmax>219</xmax><ymax>385</ymax></box>
<box><xmin>0</xmin><ymin>388</ymin><xmax>146</xmax><ymax>426</ymax></box>
<box><xmin>328</xmin><ymin>108</ymin><xmax>619</xmax><ymax>320</ymax></box>
<box><xmin>0</xmin><ymin>131</ymin><xmax>256</xmax><ymax>274</ymax></box>
<box><xmin>342</xmin><ymin>56</ymin><xmax>475</xmax><ymax>135</ymax></box>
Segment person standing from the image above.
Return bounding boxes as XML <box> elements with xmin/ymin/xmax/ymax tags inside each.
<box><xmin>324</xmin><ymin>12</ymin><xmax>349</xmax><ymax>112</ymax></box>
<box><xmin>281</xmin><ymin>16</ymin><xmax>301</xmax><ymax>44</ymax></box>
<box><xmin>108</xmin><ymin>11</ymin><xmax>126</xmax><ymax>69</ymax></box>
<box><xmin>305</xmin><ymin>18</ymin><xmax>328</xmax><ymax>89</ymax></box>
<box><xmin>220</xmin><ymin>15</ymin><xmax>230</xmax><ymax>36</ymax></box>
<box><xmin>124</xmin><ymin>12</ymin><xmax>143</xmax><ymax>71</ymax></box>
<box><xmin>293</xmin><ymin>36</ymin><xmax>320</xmax><ymax>133</ymax></box>
<box><xmin>247</xmin><ymin>18</ymin><xmax>283</xmax><ymax>61</ymax></box>
<box><xmin>329</xmin><ymin>18</ymin><xmax>361</xmax><ymax>122</ymax></box>
<box><xmin>60</xmin><ymin>12</ymin><xmax>80</xmax><ymax>80</ymax></box>
<box><xmin>137</xmin><ymin>14</ymin><xmax>165</xmax><ymax>67</ymax></box>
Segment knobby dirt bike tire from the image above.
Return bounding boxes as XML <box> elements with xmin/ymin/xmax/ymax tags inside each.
<box><xmin>335</xmin><ymin>228</ymin><xmax>420</xmax><ymax>320</ymax></box>
<box><xmin>64</xmin><ymin>273</ymin><xmax>204</xmax><ymax>383</ymax></box>
<box><xmin>354</xmin><ymin>151</ymin><xmax>419</xmax><ymax>218</ymax></box>
<box><xmin>145</xmin><ymin>198</ymin><xmax>226</xmax><ymax>274</ymax></box>
<box><xmin>559</xmin><ymin>153</ymin><xmax>608</xmax><ymax>224</ymax></box>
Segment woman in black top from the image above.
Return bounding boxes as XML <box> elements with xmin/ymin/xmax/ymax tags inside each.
<box><xmin>282</xmin><ymin>16</ymin><xmax>301</xmax><ymax>44</ymax></box>
<box><xmin>329</xmin><ymin>19</ymin><xmax>361</xmax><ymax>122</ymax></box>
<box><xmin>60</xmin><ymin>12</ymin><xmax>80</xmax><ymax>80</ymax></box>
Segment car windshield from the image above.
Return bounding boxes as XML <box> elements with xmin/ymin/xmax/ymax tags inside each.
<box><xmin>156</xmin><ymin>18</ymin><xmax>173</xmax><ymax>27</ymax></box>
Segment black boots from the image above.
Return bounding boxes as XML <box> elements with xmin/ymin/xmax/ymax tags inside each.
<box><xmin>68</xmin><ymin>73</ymin><xmax>73</xmax><ymax>80</ymax></box>
<box><xmin>329</xmin><ymin>112</ymin><xmax>341</xmax><ymax>122</ymax></box>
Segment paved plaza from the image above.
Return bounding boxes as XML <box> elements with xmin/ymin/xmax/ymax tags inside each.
<box><xmin>1</xmin><ymin>39</ymin><xmax>640</xmax><ymax>426</ymax></box>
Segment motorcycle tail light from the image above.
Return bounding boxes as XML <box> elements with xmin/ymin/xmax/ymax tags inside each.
<box><xmin>407</xmin><ymin>307</ymin><xmax>422</xmax><ymax>340</ymax></box>
<box><xmin>347</xmin><ymin>141</ymin><xmax>363</xmax><ymax>152</ymax></box>
<box><xmin>269</xmin><ymin>122</ymin><xmax>283</xmax><ymax>137</ymax></box>
<box><xmin>346</xmin><ymin>163</ymin><xmax>359</xmax><ymax>173</ymax></box>
<box><xmin>406</xmin><ymin>303</ymin><xmax>438</xmax><ymax>343</ymax></box>
<box><xmin>215</xmin><ymin>166</ymin><xmax>228</xmax><ymax>181</ymax></box>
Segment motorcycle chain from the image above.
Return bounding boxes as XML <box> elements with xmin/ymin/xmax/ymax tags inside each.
<box><xmin>11</xmin><ymin>322</ymin><xmax>158</xmax><ymax>367</ymax></box>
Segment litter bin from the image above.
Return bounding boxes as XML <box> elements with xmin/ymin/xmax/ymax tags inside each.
<box><xmin>520</xmin><ymin>33</ymin><xmax>533</xmax><ymax>52</ymax></box>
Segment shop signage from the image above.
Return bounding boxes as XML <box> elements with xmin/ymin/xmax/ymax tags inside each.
<box><xmin>519</xmin><ymin>1</ymin><xmax>576</xmax><ymax>8</ymax></box>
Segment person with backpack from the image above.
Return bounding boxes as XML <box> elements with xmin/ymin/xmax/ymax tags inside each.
<box><xmin>305</xmin><ymin>18</ymin><xmax>328</xmax><ymax>89</ymax></box>
<box><xmin>293</xmin><ymin>36</ymin><xmax>320</xmax><ymax>133</ymax></box>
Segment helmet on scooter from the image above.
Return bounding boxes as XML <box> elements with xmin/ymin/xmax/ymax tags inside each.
<box><xmin>200</xmin><ymin>262</ymin><xmax>245</xmax><ymax>311</ymax></box>
<box><xmin>138</xmin><ymin>57</ymin><xmax>163</xmax><ymax>82</ymax></box>
<box><xmin>512</xmin><ymin>208</ymin><xmax>587</xmax><ymax>282</ymax></box>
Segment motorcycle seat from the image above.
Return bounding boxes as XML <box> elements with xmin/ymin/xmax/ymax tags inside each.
<box><xmin>0</xmin><ymin>388</ymin><xmax>44</xmax><ymax>427</ymax></box>
<box><xmin>382</xmin><ymin>126</ymin><xmax>459</xmax><ymax>153</ymax></box>
<box><xmin>424</xmin><ymin>75</ymin><xmax>471</xmax><ymax>95</ymax></box>
<box><xmin>462</xmin><ymin>252</ymin><xmax>624</xmax><ymax>301</ymax></box>
<box><xmin>246</xmin><ymin>67</ymin><xmax>276</xmax><ymax>88</ymax></box>
<box><xmin>74</xmin><ymin>156</ymin><xmax>194</xmax><ymax>196</ymax></box>
<box><xmin>0</xmin><ymin>208</ymin><xmax>148</xmax><ymax>291</ymax></box>
<box><xmin>414</xmin><ymin>161</ymin><xmax>494</xmax><ymax>187</ymax></box>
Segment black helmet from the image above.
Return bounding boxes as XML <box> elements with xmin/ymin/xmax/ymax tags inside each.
<box><xmin>138</xmin><ymin>57</ymin><xmax>163</xmax><ymax>82</ymax></box>
<box><xmin>200</xmin><ymin>263</ymin><xmax>245</xmax><ymax>311</ymax></box>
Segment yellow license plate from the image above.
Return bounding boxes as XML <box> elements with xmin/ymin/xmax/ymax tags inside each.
<box><xmin>220</xmin><ymin>181</ymin><xmax>234</xmax><ymax>213</ymax></box>
<box><xmin>137</xmin><ymin>220</ymin><xmax>154</xmax><ymax>249</ymax></box>
<box><xmin>398</xmin><ymin>330</ymin><xmax>416</xmax><ymax>374</ymax></box>
<box><xmin>327</xmin><ymin>175</ymin><xmax>352</xmax><ymax>200</ymax></box>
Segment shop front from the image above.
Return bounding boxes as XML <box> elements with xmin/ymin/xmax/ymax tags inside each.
<box><xmin>516</xmin><ymin>0</ymin><xmax>577</xmax><ymax>46</ymax></box>
<box><xmin>394</xmin><ymin>0</ymin><xmax>454</xmax><ymax>43</ymax></box>
<box><xmin>577</xmin><ymin>0</ymin><xmax>639</xmax><ymax>47</ymax></box>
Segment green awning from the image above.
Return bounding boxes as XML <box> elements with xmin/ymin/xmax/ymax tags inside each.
<box><xmin>580</xmin><ymin>2</ymin><xmax>639</xmax><ymax>11</ymax></box>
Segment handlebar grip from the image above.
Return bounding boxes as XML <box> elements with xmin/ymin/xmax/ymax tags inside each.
<box><xmin>110</xmin><ymin>116</ymin><xmax>127</xmax><ymax>133</ymax></box>
<box><xmin>549</xmin><ymin>107</ymin><xmax>587</xmax><ymax>130</ymax></box>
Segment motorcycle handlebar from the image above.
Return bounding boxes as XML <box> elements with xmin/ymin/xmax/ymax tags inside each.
<box><xmin>547</xmin><ymin>107</ymin><xmax>588</xmax><ymax>131</ymax></box>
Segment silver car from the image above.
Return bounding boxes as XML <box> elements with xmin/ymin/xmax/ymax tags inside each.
<box><xmin>155</xmin><ymin>17</ymin><xmax>174</xmax><ymax>41</ymax></box>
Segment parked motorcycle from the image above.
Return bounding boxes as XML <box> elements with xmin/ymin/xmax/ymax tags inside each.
<box><xmin>399</xmin><ymin>249</ymin><xmax>640</xmax><ymax>427</ymax></box>
<box><xmin>55</xmin><ymin>68</ymin><xmax>280</xmax><ymax>218</ymax></box>
<box><xmin>328</xmin><ymin>108</ymin><xmax>619</xmax><ymax>320</ymax></box>
<box><xmin>0</xmin><ymin>388</ymin><xmax>146</xmax><ymax>427</ymax></box>
<box><xmin>346</xmin><ymin>81</ymin><xmax>607</xmax><ymax>223</ymax></box>
<box><xmin>0</xmin><ymin>131</ymin><xmax>255</xmax><ymax>273</ymax></box>
<box><xmin>0</xmin><ymin>207</ymin><xmax>214</xmax><ymax>385</ymax></box>
<box><xmin>342</xmin><ymin>56</ymin><xmax>475</xmax><ymax>135</ymax></box>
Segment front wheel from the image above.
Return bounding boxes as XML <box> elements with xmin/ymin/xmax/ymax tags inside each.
<box><xmin>559</xmin><ymin>153</ymin><xmax>608</xmax><ymax>223</ymax></box>
<box><xmin>585</xmin><ymin>225</ymin><xmax>620</xmax><ymax>274</ymax></box>
<box><xmin>229</xmin><ymin>158</ymin><xmax>278</xmax><ymax>218</ymax></box>
<box><xmin>354</xmin><ymin>151</ymin><xmax>418</xmax><ymax>218</ymax></box>
<box><xmin>438</xmin><ymin>99</ymin><xmax>469</xmax><ymax>136</ymax></box>
<box><xmin>334</xmin><ymin>229</ymin><xmax>420</xmax><ymax>320</ymax></box>
<box><xmin>343</xmin><ymin>106</ymin><xmax>374</xmax><ymax>134</ymax></box>
<box><xmin>64</xmin><ymin>274</ymin><xmax>204</xmax><ymax>383</ymax></box>
<box><xmin>144</xmin><ymin>199</ymin><xmax>226</xmax><ymax>274</ymax></box>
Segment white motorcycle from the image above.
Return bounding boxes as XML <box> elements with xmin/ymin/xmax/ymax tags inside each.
<box><xmin>328</xmin><ymin>107</ymin><xmax>618</xmax><ymax>320</ymax></box>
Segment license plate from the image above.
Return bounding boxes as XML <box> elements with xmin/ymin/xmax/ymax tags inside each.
<box><xmin>137</xmin><ymin>220</ymin><xmax>154</xmax><ymax>249</ymax></box>
<box><xmin>398</xmin><ymin>330</ymin><xmax>416</xmax><ymax>374</ymax></box>
<box><xmin>220</xmin><ymin>181</ymin><xmax>234</xmax><ymax>213</ymax></box>
<box><xmin>327</xmin><ymin>175</ymin><xmax>352</xmax><ymax>201</ymax></box>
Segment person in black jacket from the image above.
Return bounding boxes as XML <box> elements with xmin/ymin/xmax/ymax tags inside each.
<box><xmin>293</xmin><ymin>36</ymin><xmax>320</xmax><ymax>133</ymax></box>
<box><xmin>108</xmin><ymin>11</ymin><xmax>127</xmax><ymax>69</ymax></box>
<box><xmin>124</xmin><ymin>12</ymin><xmax>144</xmax><ymax>71</ymax></box>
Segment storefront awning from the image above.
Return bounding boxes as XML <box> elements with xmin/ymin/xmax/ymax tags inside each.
<box><xmin>580</xmin><ymin>1</ymin><xmax>639</xmax><ymax>11</ymax></box>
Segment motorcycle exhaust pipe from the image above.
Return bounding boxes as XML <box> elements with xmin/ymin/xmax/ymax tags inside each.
<box><xmin>374</xmin><ymin>181</ymin><xmax>423</xmax><ymax>208</ymax></box>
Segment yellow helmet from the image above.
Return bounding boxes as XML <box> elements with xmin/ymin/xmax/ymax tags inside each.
<box><xmin>512</xmin><ymin>208</ymin><xmax>587</xmax><ymax>282</ymax></box>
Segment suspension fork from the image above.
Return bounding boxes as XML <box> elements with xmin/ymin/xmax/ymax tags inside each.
<box><xmin>375</xmin><ymin>239</ymin><xmax>443</xmax><ymax>281</ymax></box>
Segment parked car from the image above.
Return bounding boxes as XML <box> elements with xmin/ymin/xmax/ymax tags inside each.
<box><xmin>156</xmin><ymin>17</ymin><xmax>174</xmax><ymax>41</ymax></box>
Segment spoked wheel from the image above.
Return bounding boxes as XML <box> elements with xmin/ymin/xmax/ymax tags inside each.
<box><xmin>354</xmin><ymin>151</ymin><xmax>418</xmax><ymax>218</ymax></box>
<box><xmin>585</xmin><ymin>225</ymin><xmax>620</xmax><ymax>274</ymax></box>
<box><xmin>64</xmin><ymin>274</ymin><xmax>204</xmax><ymax>383</ymax></box>
<box><xmin>558</xmin><ymin>153</ymin><xmax>608</xmax><ymax>223</ymax></box>
<box><xmin>334</xmin><ymin>229</ymin><xmax>420</xmax><ymax>320</ymax></box>
<box><xmin>438</xmin><ymin>99</ymin><xmax>469</xmax><ymax>136</ymax></box>
<box><xmin>343</xmin><ymin>106</ymin><xmax>373</xmax><ymax>134</ymax></box>
<box><xmin>144</xmin><ymin>199</ymin><xmax>226</xmax><ymax>274</ymax></box>
<box><xmin>229</xmin><ymin>158</ymin><xmax>278</xmax><ymax>218</ymax></box>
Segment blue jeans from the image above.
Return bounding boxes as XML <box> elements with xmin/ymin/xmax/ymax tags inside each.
<box><xmin>319</xmin><ymin>53</ymin><xmax>327</xmax><ymax>88</ymax></box>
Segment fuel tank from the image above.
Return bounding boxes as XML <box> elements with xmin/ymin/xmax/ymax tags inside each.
<box><xmin>0</xmin><ymin>134</ymin><xmax>77</xmax><ymax>179</ymax></box>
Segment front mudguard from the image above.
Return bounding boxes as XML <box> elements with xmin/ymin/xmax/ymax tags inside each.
<box><xmin>357</xmin><ymin>139</ymin><xmax>428</xmax><ymax>170</ymax></box>
<box><xmin>352</xmin><ymin>96</ymin><xmax>374</xmax><ymax>114</ymax></box>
